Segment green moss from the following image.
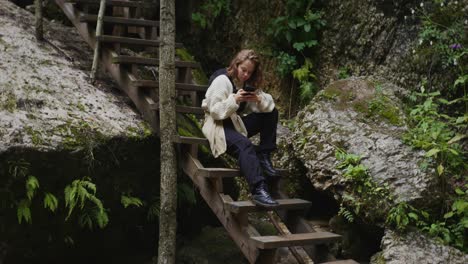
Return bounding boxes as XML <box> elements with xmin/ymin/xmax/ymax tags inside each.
<box><xmin>54</xmin><ymin>119</ymin><xmax>106</xmax><ymax>151</ymax></box>
<box><xmin>24</xmin><ymin>127</ymin><xmax>44</xmax><ymax>146</ymax></box>
<box><xmin>176</xmin><ymin>48</ymin><xmax>208</xmax><ymax>85</ymax></box>
<box><xmin>76</xmin><ymin>103</ymin><xmax>86</xmax><ymax>112</ymax></box>
<box><xmin>322</xmin><ymin>81</ymin><xmax>355</xmax><ymax>104</ymax></box>
<box><xmin>0</xmin><ymin>36</ymin><xmax>10</xmax><ymax>51</ymax></box>
<box><xmin>0</xmin><ymin>90</ymin><xmax>17</xmax><ymax>113</ymax></box>
<box><xmin>39</xmin><ymin>60</ymin><xmax>53</xmax><ymax>66</ymax></box>
<box><xmin>367</xmin><ymin>95</ymin><xmax>403</xmax><ymax>126</ymax></box>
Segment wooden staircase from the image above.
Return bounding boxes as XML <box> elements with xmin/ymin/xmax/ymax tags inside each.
<box><xmin>53</xmin><ymin>1</ymin><xmax>357</xmax><ymax>263</ymax></box>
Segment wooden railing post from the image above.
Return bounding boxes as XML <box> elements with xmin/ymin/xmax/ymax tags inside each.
<box><xmin>35</xmin><ymin>0</ymin><xmax>43</xmax><ymax>41</ymax></box>
<box><xmin>90</xmin><ymin>0</ymin><xmax>107</xmax><ymax>82</ymax></box>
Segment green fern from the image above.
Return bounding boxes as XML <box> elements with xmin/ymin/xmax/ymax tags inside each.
<box><xmin>43</xmin><ymin>192</ymin><xmax>58</xmax><ymax>212</ymax></box>
<box><xmin>78</xmin><ymin>207</ymin><xmax>109</xmax><ymax>230</ymax></box>
<box><xmin>121</xmin><ymin>194</ymin><xmax>143</xmax><ymax>208</ymax></box>
<box><xmin>147</xmin><ymin>197</ymin><xmax>160</xmax><ymax>221</ymax></box>
<box><xmin>64</xmin><ymin>178</ymin><xmax>108</xmax><ymax>229</ymax></box>
<box><xmin>17</xmin><ymin>199</ymin><xmax>32</xmax><ymax>224</ymax></box>
<box><xmin>25</xmin><ymin>176</ymin><xmax>39</xmax><ymax>200</ymax></box>
<box><xmin>178</xmin><ymin>183</ymin><xmax>196</xmax><ymax>206</ymax></box>
<box><xmin>338</xmin><ymin>205</ymin><xmax>355</xmax><ymax>223</ymax></box>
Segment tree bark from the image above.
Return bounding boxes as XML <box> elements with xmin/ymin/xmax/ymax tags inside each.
<box><xmin>35</xmin><ymin>0</ymin><xmax>43</xmax><ymax>41</ymax></box>
<box><xmin>90</xmin><ymin>0</ymin><xmax>107</xmax><ymax>82</ymax></box>
<box><xmin>157</xmin><ymin>0</ymin><xmax>177</xmax><ymax>263</ymax></box>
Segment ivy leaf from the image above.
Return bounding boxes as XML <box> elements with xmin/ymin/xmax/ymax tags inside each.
<box><xmin>454</xmin><ymin>188</ymin><xmax>465</xmax><ymax>195</ymax></box>
<box><xmin>437</xmin><ymin>164</ymin><xmax>444</xmax><ymax>175</ymax></box>
<box><xmin>293</xmin><ymin>42</ymin><xmax>306</xmax><ymax>52</ymax></box>
<box><xmin>288</xmin><ymin>20</ymin><xmax>297</xmax><ymax>29</ymax></box>
<box><xmin>408</xmin><ymin>212</ymin><xmax>419</xmax><ymax>220</ymax></box>
<box><xmin>304</xmin><ymin>24</ymin><xmax>311</xmax><ymax>32</ymax></box>
<box><xmin>425</xmin><ymin>148</ymin><xmax>440</xmax><ymax>157</ymax></box>
<box><xmin>447</xmin><ymin>134</ymin><xmax>466</xmax><ymax>144</ymax></box>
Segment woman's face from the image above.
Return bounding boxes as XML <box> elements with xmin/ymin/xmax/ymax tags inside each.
<box><xmin>236</xmin><ymin>59</ymin><xmax>256</xmax><ymax>83</ymax></box>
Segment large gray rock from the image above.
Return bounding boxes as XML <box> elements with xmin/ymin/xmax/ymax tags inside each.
<box><xmin>371</xmin><ymin>229</ymin><xmax>468</xmax><ymax>264</ymax></box>
<box><xmin>291</xmin><ymin>77</ymin><xmax>438</xmax><ymax>216</ymax></box>
<box><xmin>0</xmin><ymin>0</ymin><xmax>148</xmax><ymax>153</ymax></box>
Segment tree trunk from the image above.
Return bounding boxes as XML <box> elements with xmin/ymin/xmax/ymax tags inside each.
<box><xmin>90</xmin><ymin>0</ymin><xmax>107</xmax><ymax>82</ymax></box>
<box><xmin>35</xmin><ymin>0</ymin><xmax>43</xmax><ymax>41</ymax></box>
<box><xmin>157</xmin><ymin>0</ymin><xmax>177</xmax><ymax>263</ymax></box>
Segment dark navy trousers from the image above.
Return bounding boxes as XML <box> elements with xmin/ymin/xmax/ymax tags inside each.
<box><xmin>223</xmin><ymin>108</ymin><xmax>278</xmax><ymax>190</ymax></box>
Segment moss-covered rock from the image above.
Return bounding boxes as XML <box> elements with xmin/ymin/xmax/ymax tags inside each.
<box><xmin>291</xmin><ymin>77</ymin><xmax>439</xmax><ymax>223</ymax></box>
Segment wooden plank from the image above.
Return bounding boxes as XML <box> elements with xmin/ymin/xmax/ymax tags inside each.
<box><xmin>112</xmin><ymin>55</ymin><xmax>200</xmax><ymax>68</ymax></box>
<box><xmin>97</xmin><ymin>35</ymin><xmax>183</xmax><ymax>47</ymax></box>
<box><xmin>250</xmin><ymin>232</ymin><xmax>341</xmax><ymax>250</ymax></box>
<box><xmin>80</xmin><ymin>14</ymin><xmax>159</xmax><ymax>27</ymax></box>
<box><xmin>66</xmin><ymin>0</ymin><xmax>154</xmax><ymax>8</ymax></box>
<box><xmin>175</xmin><ymin>106</ymin><xmax>204</xmax><ymax>115</ymax></box>
<box><xmin>133</xmin><ymin>80</ymin><xmax>208</xmax><ymax>92</ymax></box>
<box><xmin>198</xmin><ymin>167</ymin><xmax>240</xmax><ymax>178</ymax></box>
<box><xmin>225</xmin><ymin>199</ymin><xmax>311</xmax><ymax>214</ymax></box>
<box><xmin>267</xmin><ymin>212</ymin><xmax>313</xmax><ymax>264</ymax></box>
<box><xmin>174</xmin><ymin>136</ymin><xmax>209</xmax><ymax>145</ymax></box>
<box><xmin>147</xmin><ymin>102</ymin><xmax>204</xmax><ymax>116</ymax></box>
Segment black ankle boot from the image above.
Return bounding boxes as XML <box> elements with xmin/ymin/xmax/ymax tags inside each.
<box><xmin>251</xmin><ymin>181</ymin><xmax>278</xmax><ymax>208</ymax></box>
<box><xmin>257</xmin><ymin>151</ymin><xmax>279</xmax><ymax>177</ymax></box>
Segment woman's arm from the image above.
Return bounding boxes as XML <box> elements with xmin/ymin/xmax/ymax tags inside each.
<box><xmin>202</xmin><ymin>75</ymin><xmax>240</xmax><ymax>120</ymax></box>
<box><xmin>250</xmin><ymin>90</ymin><xmax>275</xmax><ymax>113</ymax></box>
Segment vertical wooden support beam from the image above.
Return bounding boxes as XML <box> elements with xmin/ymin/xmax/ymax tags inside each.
<box><xmin>90</xmin><ymin>0</ymin><xmax>107</xmax><ymax>82</ymax></box>
<box><xmin>157</xmin><ymin>0</ymin><xmax>177</xmax><ymax>263</ymax></box>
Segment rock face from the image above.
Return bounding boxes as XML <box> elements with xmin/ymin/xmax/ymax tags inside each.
<box><xmin>317</xmin><ymin>0</ymin><xmax>421</xmax><ymax>86</ymax></box>
<box><xmin>291</xmin><ymin>77</ymin><xmax>439</xmax><ymax>213</ymax></box>
<box><xmin>371</xmin><ymin>229</ymin><xmax>468</xmax><ymax>264</ymax></box>
<box><xmin>0</xmin><ymin>0</ymin><xmax>148</xmax><ymax>153</ymax></box>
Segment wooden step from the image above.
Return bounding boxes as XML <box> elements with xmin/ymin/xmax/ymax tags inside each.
<box><xmin>97</xmin><ymin>35</ymin><xmax>183</xmax><ymax>48</ymax></box>
<box><xmin>225</xmin><ymin>198</ymin><xmax>311</xmax><ymax>214</ymax></box>
<box><xmin>321</xmin><ymin>260</ymin><xmax>359</xmax><ymax>264</ymax></box>
<box><xmin>80</xmin><ymin>15</ymin><xmax>159</xmax><ymax>27</ymax></box>
<box><xmin>174</xmin><ymin>136</ymin><xmax>209</xmax><ymax>145</ymax></box>
<box><xmin>251</xmin><ymin>232</ymin><xmax>341</xmax><ymax>249</ymax></box>
<box><xmin>133</xmin><ymin>80</ymin><xmax>208</xmax><ymax>92</ymax></box>
<box><xmin>66</xmin><ymin>0</ymin><xmax>154</xmax><ymax>8</ymax></box>
<box><xmin>198</xmin><ymin>168</ymin><xmax>240</xmax><ymax>178</ymax></box>
<box><xmin>143</xmin><ymin>96</ymin><xmax>204</xmax><ymax>115</ymax></box>
<box><xmin>112</xmin><ymin>55</ymin><xmax>200</xmax><ymax>68</ymax></box>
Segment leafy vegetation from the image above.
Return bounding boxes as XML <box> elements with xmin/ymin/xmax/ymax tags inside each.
<box><xmin>191</xmin><ymin>0</ymin><xmax>231</xmax><ymax>29</ymax></box>
<box><xmin>266</xmin><ymin>0</ymin><xmax>325</xmax><ymax>104</ymax></box>
<box><xmin>396</xmin><ymin>1</ymin><xmax>467</xmax><ymax>251</ymax></box>
<box><xmin>335</xmin><ymin>149</ymin><xmax>391</xmax><ymax>223</ymax></box>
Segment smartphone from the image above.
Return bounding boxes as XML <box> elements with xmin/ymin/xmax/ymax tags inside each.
<box><xmin>243</xmin><ymin>85</ymin><xmax>256</xmax><ymax>94</ymax></box>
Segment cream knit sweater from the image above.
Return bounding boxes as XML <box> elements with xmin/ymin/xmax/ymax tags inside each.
<box><xmin>201</xmin><ymin>75</ymin><xmax>275</xmax><ymax>157</ymax></box>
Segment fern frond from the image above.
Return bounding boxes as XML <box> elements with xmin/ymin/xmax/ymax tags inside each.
<box><xmin>338</xmin><ymin>205</ymin><xmax>355</xmax><ymax>223</ymax></box>
<box><xmin>147</xmin><ymin>198</ymin><xmax>161</xmax><ymax>221</ymax></box>
<box><xmin>121</xmin><ymin>195</ymin><xmax>143</xmax><ymax>208</ymax></box>
<box><xmin>17</xmin><ymin>199</ymin><xmax>32</xmax><ymax>224</ymax></box>
<box><xmin>26</xmin><ymin>176</ymin><xmax>40</xmax><ymax>200</ymax></box>
<box><xmin>178</xmin><ymin>183</ymin><xmax>196</xmax><ymax>206</ymax></box>
<box><xmin>43</xmin><ymin>192</ymin><xmax>59</xmax><ymax>212</ymax></box>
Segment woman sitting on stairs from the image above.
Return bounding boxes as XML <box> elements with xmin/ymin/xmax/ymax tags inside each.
<box><xmin>201</xmin><ymin>49</ymin><xmax>280</xmax><ymax>208</ymax></box>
